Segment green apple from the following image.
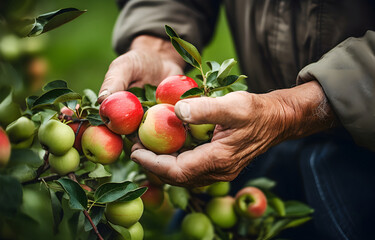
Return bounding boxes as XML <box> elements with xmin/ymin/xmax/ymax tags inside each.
<box><xmin>6</xmin><ymin>116</ymin><xmax>35</xmax><ymax>149</ymax></box>
<box><xmin>189</xmin><ymin>124</ymin><xmax>215</xmax><ymax>141</ymax></box>
<box><xmin>0</xmin><ymin>128</ymin><xmax>11</xmax><ymax>168</ymax></box>
<box><xmin>128</xmin><ymin>222</ymin><xmax>144</xmax><ymax>240</ymax></box>
<box><xmin>0</xmin><ymin>99</ymin><xmax>22</xmax><ymax>128</ymax></box>
<box><xmin>81</xmin><ymin>125</ymin><xmax>123</xmax><ymax>164</ymax></box>
<box><xmin>206</xmin><ymin>181</ymin><xmax>230</xmax><ymax>197</ymax></box>
<box><xmin>181</xmin><ymin>212</ymin><xmax>214</xmax><ymax>240</ymax></box>
<box><xmin>49</xmin><ymin>147</ymin><xmax>80</xmax><ymax>175</ymax></box>
<box><xmin>38</xmin><ymin>119</ymin><xmax>75</xmax><ymax>155</ymax></box>
<box><xmin>105</xmin><ymin>197</ymin><xmax>144</xmax><ymax>228</ymax></box>
<box><xmin>206</xmin><ymin>196</ymin><xmax>237</xmax><ymax>229</ymax></box>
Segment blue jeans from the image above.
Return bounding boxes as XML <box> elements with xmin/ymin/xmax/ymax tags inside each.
<box><xmin>231</xmin><ymin>130</ymin><xmax>375</xmax><ymax>239</ymax></box>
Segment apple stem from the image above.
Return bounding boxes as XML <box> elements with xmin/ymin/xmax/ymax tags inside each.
<box><xmin>68</xmin><ymin>173</ymin><xmax>104</xmax><ymax>240</ymax></box>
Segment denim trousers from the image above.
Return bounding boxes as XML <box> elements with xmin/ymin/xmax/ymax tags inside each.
<box><xmin>231</xmin><ymin>130</ymin><xmax>375</xmax><ymax>239</ymax></box>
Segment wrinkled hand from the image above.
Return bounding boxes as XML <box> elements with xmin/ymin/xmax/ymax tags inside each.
<box><xmin>131</xmin><ymin>91</ymin><xmax>292</xmax><ymax>187</ymax></box>
<box><xmin>98</xmin><ymin>35</ymin><xmax>185</xmax><ymax>103</ymax></box>
<box><xmin>131</xmin><ymin>81</ymin><xmax>336</xmax><ymax>187</ymax></box>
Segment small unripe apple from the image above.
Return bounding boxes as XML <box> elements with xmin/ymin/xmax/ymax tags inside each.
<box><xmin>206</xmin><ymin>196</ymin><xmax>237</xmax><ymax>229</ymax></box>
<box><xmin>181</xmin><ymin>212</ymin><xmax>214</xmax><ymax>240</ymax></box>
<box><xmin>99</xmin><ymin>91</ymin><xmax>143</xmax><ymax>135</ymax></box>
<box><xmin>0</xmin><ymin>100</ymin><xmax>22</xmax><ymax>128</ymax></box>
<box><xmin>49</xmin><ymin>147</ymin><xmax>80</xmax><ymax>175</ymax></box>
<box><xmin>38</xmin><ymin>119</ymin><xmax>75</xmax><ymax>155</ymax></box>
<box><xmin>138</xmin><ymin>104</ymin><xmax>186</xmax><ymax>154</ymax></box>
<box><xmin>68</xmin><ymin>121</ymin><xmax>89</xmax><ymax>153</ymax></box>
<box><xmin>81</xmin><ymin>125</ymin><xmax>123</xmax><ymax>164</ymax></box>
<box><xmin>128</xmin><ymin>222</ymin><xmax>144</xmax><ymax>240</ymax></box>
<box><xmin>105</xmin><ymin>197</ymin><xmax>144</xmax><ymax>228</ymax></box>
<box><xmin>140</xmin><ymin>181</ymin><xmax>164</xmax><ymax>210</ymax></box>
<box><xmin>235</xmin><ymin>186</ymin><xmax>267</xmax><ymax>218</ymax></box>
<box><xmin>6</xmin><ymin>116</ymin><xmax>35</xmax><ymax>149</ymax></box>
<box><xmin>156</xmin><ymin>75</ymin><xmax>198</xmax><ymax>105</ymax></box>
<box><xmin>206</xmin><ymin>181</ymin><xmax>230</xmax><ymax>197</ymax></box>
<box><xmin>0</xmin><ymin>128</ymin><xmax>11</xmax><ymax>168</ymax></box>
<box><xmin>189</xmin><ymin>124</ymin><xmax>215</xmax><ymax>141</ymax></box>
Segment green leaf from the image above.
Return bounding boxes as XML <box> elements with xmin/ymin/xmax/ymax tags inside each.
<box><xmin>49</xmin><ymin>189</ymin><xmax>64</xmax><ymax>234</ymax></box>
<box><xmin>144</xmin><ymin>84</ymin><xmax>157</xmax><ymax>102</ymax></box>
<box><xmin>167</xmin><ymin>186</ymin><xmax>190</xmax><ymax>210</ymax></box>
<box><xmin>180</xmin><ymin>87</ymin><xmax>204</xmax><ymax>99</ymax></box>
<box><xmin>56</xmin><ymin>178</ymin><xmax>88</xmax><ymax>211</ymax></box>
<box><xmin>32</xmin><ymin>88</ymin><xmax>72</xmax><ymax>109</ymax></box>
<box><xmin>284</xmin><ymin>216</ymin><xmax>312</xmax><ymax>229</ymax></box>
<box><xmin>8</xmin><ymin>149</ymin><xmax>43</xmax><ymax>168</ymax></box>
<box><xmin>264</xmin><ymin>219</ymin><xmax>291</xmax><ymax>240</ymax></box>
<box><xmin>0</xmin><ymin>175</ymin><xmax>23</xmax><ymax>217</ymax></box>
<box><xmin>26</xmin><ymin>96</ymin><xmax>38</xmax><ymax>110</ymax></box>
<box><xmin>42</xmin><ymin>80</ymin><xmax>68</xmax><ymax>92</ymax></box>
<box><xmin>284</xmin><ymin>201</ymin><xmax>314</xmax><ymax>217</ymax></box>
<box><xmin>219</xmin><ymin>75</ymin><xmax>247</xmax><ymax>88</ymax></box>
<box><xmin>128</xmin><ymin>87</ymin><xmax>145</xmax><ymax>101</ymax></box>
<box><xmin>117</xmin><ymin>187</ymin><xmax>147</xmax><ymax>202</ymax></box>
<box><xmin>172</xmin><ymin>37</ymin><xmax>201</xmax><ymax>65</ymax></box>
<box><xmin>94</xmin><ymin>181</ymin><xmax>139</xmax><ymax>203</ymax></box>
<box><xmin>165</xmin><ymin>25</ymin><xmax>179</xmax><ymax>38</ymax></box>
<box><xmin>87</xmin><ymin>113</ymin><xmax>104</xmax><ymax>126</ymax></box>
<box><xmin>88</xmin><ymin>164</ymin><xmax>112</xmax><ymax>179</ymax></box>
<box><xmin>108</xmin><ymin>222</ymin><xmax>131</xmax><ymax>240</ymax></box>
<box><xmin>65</xmin><ymin>100</ymin><xmax>78</xmax><ymax>111</ymax></box>
<box><xmin>206</xmin><ymin>61</ymin><xmax>220</xmax><ymax>72</ymax></box>
<box><xmin>229</xmin><ymin>82</ymin><xmax>248</xmax><ymax>92</ymax></box>
<box><xmin>84</xmin><ymin>206</ymin><xmax>104</xmax><ymax>231</ymax></box>
<box><xmin>54</xmin><ymin>92</ymin><xmax>82</xmax><ymax>104</ymax></box>
<box><xmin>27</xmin><ymin>8</ymin><xmax>86</xmax><ymax>37</ymax></box>
<box><xmin>206</xmin><ymin>71</ymin><xmax>219</xmax><ymax>88</ymax></box>
<box><xmin>246</xmin><ymin>177</ymin><xmax>276</xmax><ymax>190</ymax></box>
<box><xmin>82</xmin><ymin>89</ymin><xmax>98</xmax><ymax>107</ymax></box>
<box><xmin>217</xmin><ymin>58</ymin><xmax>237</xmax><ymax>81</ymax></box>
<box><xmin>269</xmin><ymin>198</ymin><xmax>285</xmax><ymax>217</ymax></box>
<box><xmin>7</xmin><ymin>164</ymin><xmax>37</xmax><ymax>183</ymax></box>
<box><xmin>171</xmin><ymin>39</ymin><xmax>200</xmax><ymax>69</ymax></box>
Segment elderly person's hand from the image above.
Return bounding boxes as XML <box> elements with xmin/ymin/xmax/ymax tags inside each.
<box><xmin>131</xmin><ymin>81</ymin><xmax>338</xmax><ymax>187</ymax></box>
<box><xmin>97</xmin><ymin>35</ymin><xmax>185</xmax><ymax>103</ymax></box>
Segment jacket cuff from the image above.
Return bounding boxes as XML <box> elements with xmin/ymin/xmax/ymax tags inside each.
<box><xmin>297</xmin><ymin>30</ymin><xmax>375</xmax><ymax>151</ymax></box>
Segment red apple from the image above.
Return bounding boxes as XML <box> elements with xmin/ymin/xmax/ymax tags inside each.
<box><xmin>81</xmin><ymin>125</ymin><xmax>123</xmax><ymax>164</ymax></box>
<box><xmin>68</xmin><ymin>121</ymin><xmax>89</xmax><ymax>153</ymax></box>
<box><xmin>155</xmin><ymin>75</ymin><xmax>198</xmax><ymax>105</ymax></box>
<box><xmin>235</xmin><ymin>187</ymin><xmax>267</xmax><ymax>218</ymax></box>
<box><xmin>99</xmin><ymin>91</ymin><xmax>143</xmax><ymax>135</ymax></box>
<box><xmin>140</xmin><ymin>181</ymin><xmax>164</xmax><ymax>210</ymax></box>
<box><xmin>0</xmin><ymin>128</ymin><xmax>11</xmax><ymax>168</ymax></box>
<box><xmin>138</xmin><ymin>104</ymin><xmax>186</xmax><ymax>154</ymax></box>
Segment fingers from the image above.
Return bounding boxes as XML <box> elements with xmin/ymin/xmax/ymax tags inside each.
<box><xmin>131</xmin><ymin>142</ymin><xmax>224</xmax><ymax>187</ymax></box>
<box><xmin>174</xmin><ymin>91</ymin><xmax>250</xmax><ymax>126</ymax></box>
<box><xmin>97</xmin><ymin>55</ymin><xmax>133</xmax><ymax>103</ymax></box>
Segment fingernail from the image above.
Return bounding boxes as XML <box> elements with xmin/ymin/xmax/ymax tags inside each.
<box><xmin>98</xmin><ymin>90</ymin><xmax>109</xmax><ymax>99</ymax></box>
<box><xmin>176</xmin><ymin>102</ymin><xmax>191</xmax><ymax>120</ymax></box>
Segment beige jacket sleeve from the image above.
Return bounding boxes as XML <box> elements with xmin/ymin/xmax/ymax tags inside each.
<box><xmin>298</xmin><ymin>30</ymin><xmax>375</xmax><ymax>151</ymax></box>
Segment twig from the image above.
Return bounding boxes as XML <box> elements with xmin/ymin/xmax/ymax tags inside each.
<box><xmin>23</xmin><ymin>174</ymin><xmax>60</xmax><ymax>185</ymax></box>
<box><xmin>68</xmin><ymin>173</ymin><xmax>104</xmax><ymax>240</ymax></box>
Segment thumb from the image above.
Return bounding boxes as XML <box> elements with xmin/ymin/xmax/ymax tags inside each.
<box><xmin>174</xmin><ymin>95</ymin><xmax>232</xmax><ymax>126</ymax></box>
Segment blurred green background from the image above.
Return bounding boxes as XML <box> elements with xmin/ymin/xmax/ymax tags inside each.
<box><xmin>1</xmin><ymin>0</ymin><xmax>239</xmax><ymax>98</ymax></box>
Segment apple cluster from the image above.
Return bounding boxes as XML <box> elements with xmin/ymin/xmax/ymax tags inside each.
<box><xmin>99</xmin><ymin>75</ymin><xmax>215</xmax><ymax>155</ymax></box>
<box><xmin>180</xmin><ymin>183</ymin><xmax>268</xmax><ymax>240</ymax></box>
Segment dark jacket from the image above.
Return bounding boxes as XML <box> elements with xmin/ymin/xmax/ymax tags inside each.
<box><xmin>112</xmin><ymin>0</ymin><xmax>375</xmax><ymax>151</ymax></box>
